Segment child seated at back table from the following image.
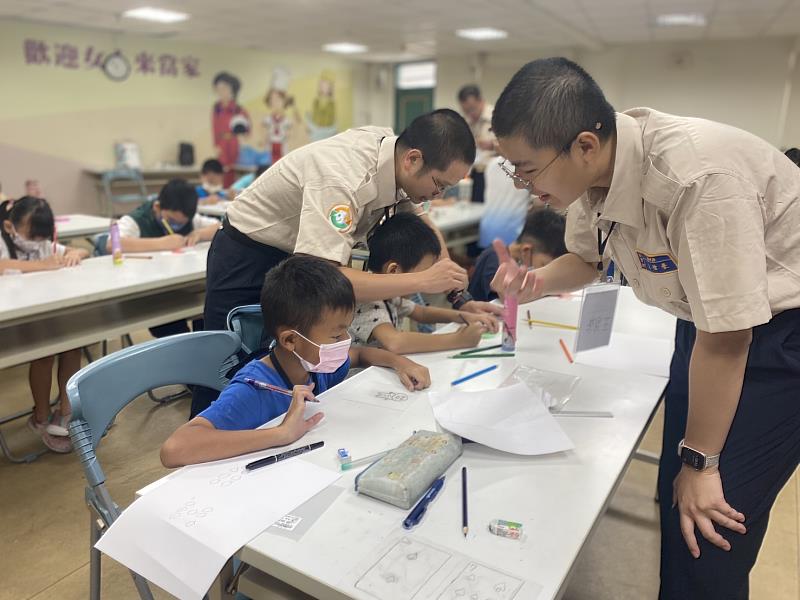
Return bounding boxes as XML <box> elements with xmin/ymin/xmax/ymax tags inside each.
<box><xmin>196</xmin><ymin>159</ymin><xmax>228</xmax><ymax>204</ymax></box>
<box><xmin>110</xmin><ymin>178</ymin><xmax>220</xmax><ymax>254</ymax></box>
<box><xmin>1</xmin><ymin>196</ymin><xmax>89</xmax><ymax>453</ymax></box>
<box><xmin>469</xmin><ymin>208</ymin><xmax>567</xmax><ymax>302</ymax></box>
<box><xmin>348</xmin><ymin>213</ymin><xmax>498</xmax><ymax>354</ymax></box>
<box><xmin>160</xmin><ymin>256</ymin><xmax>431</xmax><ymax>467</ymax></box>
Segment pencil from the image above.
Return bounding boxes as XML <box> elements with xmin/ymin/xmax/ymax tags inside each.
<box><xmin>459</xmin><ymin>314</ymin><xmax>469</xmax><ymax>326</ymax></box>
<box><xmin>242</xmin><ymin>377</ymin><xmax>322</xmax><ymax>402</ymax></box>
<box><xmin>449</xmin><ymin>352</ymin><xmax>515</xmax><ymax>359</ymax></box>
<box><xmin>454</xmin><ymin>344</ymin><xmax>502</xmax><ymax>357</ymax></box>
<box><xmin>161</xmin><ymin>218</ymin><xmax>175</xmax><ymax>235</ymax></box>
<box><xmin>461</xmin><ymin>466</ymin><xmax>468</xmax><ymax>538</ymax></box>
<box><xmin>527</xmin><ymin>319</ymin><xmax>578</xmax><ymax>330</ymax></box>
<box><xmin>526</xmin><ymin>309</ymin><xmax>532</xmax><ymax>330</ymax></box>
<box><xmin>559</xmin><ymin>338</ymin><xmax>574</xmax><ymax>364</ymax></box>
<box><xmin>122</xmin><ymin>254</ymin><xmax>153</xmax><ymax>260</ymax></box>
<box><xmin>451</xmin><ymin>364</ymin><xmax>498</xmax><ymax>386</ymax></box>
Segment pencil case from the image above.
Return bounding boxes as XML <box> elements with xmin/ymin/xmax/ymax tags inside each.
<box><xmin>354</xmin><ymin>430</ymin><xmax>462</xmax><ymax>509</ymax></box>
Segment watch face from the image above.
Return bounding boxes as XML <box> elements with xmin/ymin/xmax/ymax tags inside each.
<box><xmin>103</xmin><ymin>51</ymin><xmax>131</xmax><ymax>82</ymax></box>
<box><xmin>681</xmin><ymin>446</ymin><xmax>705</xmax><ymax>470</ymax></box>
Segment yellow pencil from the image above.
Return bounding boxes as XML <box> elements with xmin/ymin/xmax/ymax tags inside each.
<box><xmin>161</xmin><ymin>218</ymin><xmax>175</xmax><ymax>235</ymax></box>
<box><xmin>526</xmin><ymin>319</ymin><xmax>578</xmax><ymax>331</ymax></box>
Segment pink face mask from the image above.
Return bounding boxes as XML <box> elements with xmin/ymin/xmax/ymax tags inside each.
<box><xmin>292</xmin><ymin>330</ymin><xmax>351</xmax><ymax>373</ymax></box>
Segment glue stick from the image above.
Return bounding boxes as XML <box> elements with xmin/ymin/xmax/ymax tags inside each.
<box><xmin>501</xmin><ymin>295</ymin><xmax>518</xmax><ymax>352</ymax></box>
<box><xmin>110</xmin><ymin>221</ymin><xmax>123</xmax><ymax>265</ymax></box>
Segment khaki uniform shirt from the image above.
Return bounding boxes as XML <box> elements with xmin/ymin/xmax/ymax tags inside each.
<box><xmin>469</xmin><ymin>103</ymin><xmax>496</xmax><ymax>173</ymax></box>
<box><xmin>566</xmin><ymin>108</ymin><xmax>800</xmax><ymax>333</ymax></box>
<box><xmin>227</xmin><ymin>126</ymin><xmax>422</xmax><ymax>265</ymax></box>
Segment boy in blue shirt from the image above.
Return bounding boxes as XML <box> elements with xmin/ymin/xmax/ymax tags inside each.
<box><xmin>196</xmin><ymin>158</ymin><xmax>228</xmax><ymax>204</ymax></box>
<box><xmin>469</xmin><ymin>208</ymin><xmax>567</xmax><ymax>302</ymax></box>
<box><xmin>160</xmin><ymin>256</ymin><xmax>431</xmax><ymax>467</ymax></box>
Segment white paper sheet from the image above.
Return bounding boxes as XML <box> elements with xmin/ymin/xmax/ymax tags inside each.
<box><xmin>575</xmin><ymin>332</ymin><xmax>673</xmax><ymax>378</ymax></box>
<box><xmin>428</xmin><ymin>382</ymin><xmax>573</xmax><ymax>456</ymax></box>
<box><xmin>96</xmin><ymin>456</ymin><xmax>340</xmax><ymax>600</ymax></box>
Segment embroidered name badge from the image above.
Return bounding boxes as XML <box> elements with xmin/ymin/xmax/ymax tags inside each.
<box><xmin>328</xmin><ymin>204</ymin><xmax>353</xmax><ymax>233</ymax></box>
<box><xmin>637</xmin><ymin>251</ymin><xmax>678</xmax><ymax>274</ymax></box>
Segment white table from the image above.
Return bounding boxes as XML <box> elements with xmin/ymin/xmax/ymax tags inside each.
<box><xmin>55</xmin><ymin>214</ymin><xmax>110</xmax><ymax>242</ymax></box>
<box><xmin>428</xmin><ymin>201</ymin><xmax>485</xmax><ymax>234</ymax></box>
<box><xmin>0</xmin><ymin>245</ymin><xmax>209</xmax><ymax>366</ymax></box>
<box><xmin>197</xmin><ymin>201</ymin><xmax>230</xmax><ymax>219</ymax></box>
<box><xmin>227</xmin><ymin>288</ymin><xmax>675</xmax><ymax>600</ymax></box>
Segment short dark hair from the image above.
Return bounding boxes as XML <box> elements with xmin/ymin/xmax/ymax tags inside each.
<box><xmin>0</xmin><ymin>196</ymin><xmax>54</xmax><ymax>259</ymax></box>
<box><xmin>785</xmin><ymin>147</ymin><xmax>800</xmax><ymax>167</ymax></box>
<box><xmin>397</xmin><ymin>109</ymin><xmax>476</xmax><ymax>172</ymax></box>
<box><xmin>260</xmin><ymin>256</ymin><xmax>356</xmax><ymax>338</ymax></box>
<box><xmin>367</xmin><ymin>212</ymin><xmax>441</xmax><ymax>273</ymax></box>
<box><xmin>457</xmin><ymin>84</ymin><xmax>482</xmax><ymax>103</ymax></box>
<box><xmin>519</xmin><ymin>209</ymin><xmax>567</xmax><ymax>257</ymax></box>
<box><xmin>212</xmin><ymin>71</ymin><xmax>241</xmax><ymax>99</ymax></box>
<box><xmin>201</xmin><ymin>159</ymin><xmax>224</xmax><ymax>175</ymax></box>
<box><xmin>158</xmin><ymin>179</ymin><xmax>198</xmax><ymax>219</ymax></box>
<box><xmin>493</xmin><ymin>57</ymin><xmax>616</xmax><ymax>151</ymax></box>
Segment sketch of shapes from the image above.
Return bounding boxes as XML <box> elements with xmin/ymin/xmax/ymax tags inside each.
<box><xmin>375</xmin><ymin>391</ymin><xmax>409</xmax><ymax>402</ymax></box>
<box><xmin>437</xmin><ymin>563</ymin><xmax>523</xmax><ymax>600</ymax></box>
<box><xmin>355</xmin><ymin>536</ymin><xmax>451</xmax><ymax>600</ymax></box>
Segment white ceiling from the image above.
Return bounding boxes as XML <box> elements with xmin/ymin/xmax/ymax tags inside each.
<box><xmin>2</xmin><ymin>0</ymin><xmax>800</xmax><ymax>61</ymax></box>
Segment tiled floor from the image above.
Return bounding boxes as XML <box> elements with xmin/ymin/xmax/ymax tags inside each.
<box><xmin>1</xmin><ymin>335</ymin><xmax>797</xmax><ymax>600</ymax></box>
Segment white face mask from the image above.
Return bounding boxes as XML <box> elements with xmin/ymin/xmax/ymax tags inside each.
<box><xmin>11</xmin><ymin>229</ymin><xmax>44</xmax><ymax>254</ymax></box>
<box><xmin>203</xmin><ymin>183</ymin><xmax>223</xmax><ymax>193</ymax></box>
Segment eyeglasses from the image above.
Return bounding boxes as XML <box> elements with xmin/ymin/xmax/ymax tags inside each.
<box><xmin>431</xmin><ymin>175</ymin><xmax>456</xmax><ymax>197</ymax></box>
<box><xmin>499</xmin><ymin>132</ymin><xmax>584</xmax><ymax>189</ymax></box>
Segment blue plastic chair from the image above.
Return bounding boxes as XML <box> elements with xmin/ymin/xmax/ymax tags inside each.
<box><xmin>100</xmin><ymin>168</ymin><xmax>149</xmax><ymax>217</ymax></box>
<box><xmin>67</xmin><ymin>331</ymin><xmax>242</xmax><ymax>600</ymax></box>
<box><xmin>226</xmin><ymin>304</ymin><xmax>269</xmax><ymax>356</ymax></box>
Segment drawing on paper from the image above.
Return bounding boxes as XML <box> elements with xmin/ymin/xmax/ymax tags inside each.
<box><xmin>437</xmin><ymin>562</ymin><xmax>523</xmax><ymax>600</ymax></box>
<box><xmin>355</xmin><ymin>537</ymin><xmax>451</xmax><ymax>600</ymax></box>
<box><xmin>209</xmin><ymin>465</ymin><xmax>244</xmax><ymax>488</ymax></box>
<box><xmin>375</xmin><ymin>391</ymin><xmax>409</xmax><ymax>402</ymax></box>
<box><xmin>167</xmin><ymin>497</ymin><xmax>214</xmax><ymax>528</ymax></box>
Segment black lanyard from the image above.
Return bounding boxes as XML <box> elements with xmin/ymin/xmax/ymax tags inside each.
<box><xmin>597</xmin><ymin>219</ymin><xmax>617</xmax><ymax>274</ymax></box>
<box><xmin>269</xmin><ymin>348</ymin><xmax>318</xmax><ymax>389</ymax></box>
<box><xmin>383</xmin><ymin>300</ymin><xmax>397</xmax><ymax>327</ymax></box>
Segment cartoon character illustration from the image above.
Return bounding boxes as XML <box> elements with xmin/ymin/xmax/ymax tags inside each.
<box><xmin>306</xmin><ymin>70</ymin><xmax>337</xmax><ymax>142</ymax></box>
<box><xmin>212</xmin><ymin>71</ymin><xmax>249</xmax><ymax>187</ymax></box>
<box><xmin>262</xmin><ymin>67</ymin><xmax>301</xmax><ymax>164</ymax></box>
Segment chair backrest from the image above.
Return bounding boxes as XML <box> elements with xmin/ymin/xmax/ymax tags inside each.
<box><xmin>93</xmin><ymin>233</ymin><xmax>110</xmax><ymax>256</ymax></box>
<box><xmin>100</xmin><ymin>168</ymin><xmax>149</xmax><ymax>208</ymax></box>
<box><xmin>226</xmin><ymin>304</ymin><xmax>267</xmax><ymax>356</ymax></box>
<box><xmin>67</xmin><ymin>330</ymin><xmax>241</xmax><ymax>488</ymax></box>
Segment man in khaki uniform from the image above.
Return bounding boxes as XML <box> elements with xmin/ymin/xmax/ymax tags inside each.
<box><xmin>193</xmin><ymin>109</ymin><xmax>496</xmax><ymax>416</ymax></box>
<box><xmin>458</xmin><ymin>85</ymin><xmax>496</xmax><ymax>203</ymax></box>
<box><xmin>489</xmin><ymin>57</ymin><xmax>800</xmax><ymax>599</ymax></box>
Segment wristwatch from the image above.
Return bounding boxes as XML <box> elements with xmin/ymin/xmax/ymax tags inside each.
<box><xmin>447</xmin><ymin>289</ymin><xmax>473</xmax><ymax>311</ymax></box>
<box><xmin>677</xmin><ymin>439</ymin><xmax>720</xmax><ymax>471</ymax></box>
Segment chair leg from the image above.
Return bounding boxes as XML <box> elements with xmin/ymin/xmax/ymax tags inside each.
<box><xmin>130</xmin><ymin>570</ymin><xmax>155</xmax><ymax>600</ymax></box>
<box><xmin>102</xmin><ymin>340</ymin><xmax>108</xmax><ymax>357</ymax></box>
<box><xmin>89</xmin><ymin>514</ymin><xmax>102</xmax><ymax>600</ymax></box>
<box><xmin>123</xmin><ymin>334</ymin><xmax>134</xmax><ymax>348</ymax></box>
<box><xmin>146</xmin><ymin>386</ymin><xmax>190</xmax><ymax>404</ymax></box>
<box><xmin>83</xmin><ymin>346</ymin><xmax>95</xmax><ymax>363</ymax></box>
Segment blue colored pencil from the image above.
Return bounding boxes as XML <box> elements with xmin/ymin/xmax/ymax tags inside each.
<box><xmin>450</xmin><ymin>364</ymin><xmax>498</xmax><ymax>386</ymax></box>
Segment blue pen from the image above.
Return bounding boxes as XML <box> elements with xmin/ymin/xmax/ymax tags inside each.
<box><xmin>450</xmin><ymin>364</ymin><xmax>498</xmax><ymax>387</ymax></box>
<box><xmin>403</xmin><ymin>476</ymin><xmax>445</xmax><ymax>530</ymax></box>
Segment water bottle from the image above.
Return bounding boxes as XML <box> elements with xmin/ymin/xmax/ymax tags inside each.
<box><xmin>110</xmin><ymin>221</ymin><xmax>123</xmax><ymax>265</ymax></box>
